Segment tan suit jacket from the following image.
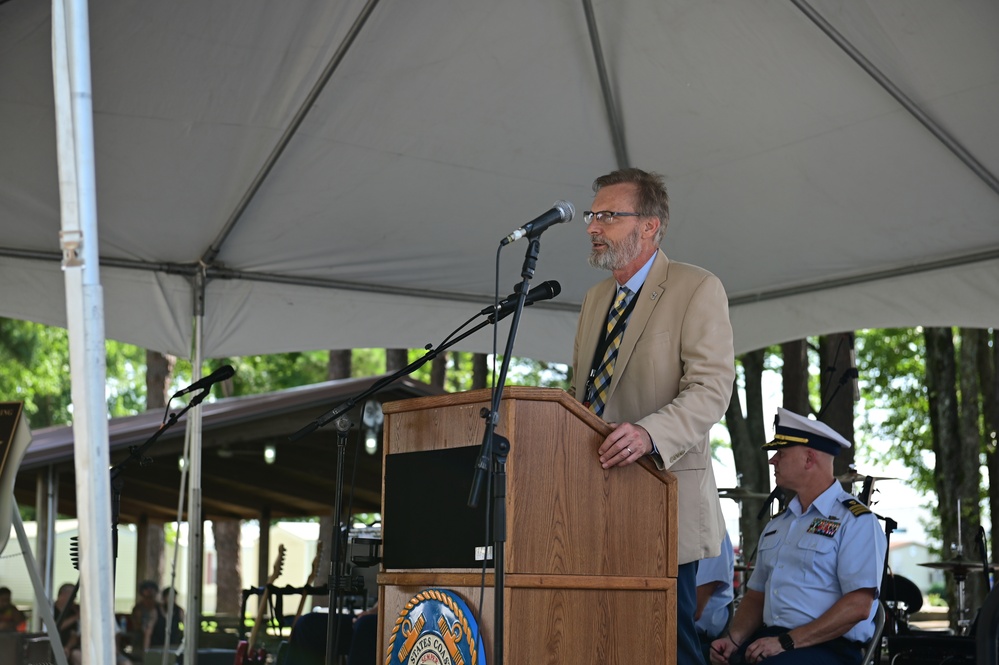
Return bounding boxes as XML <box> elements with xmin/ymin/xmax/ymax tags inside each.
<box><xmin>572</xmin><ymin>250</ymin><xmax>735</xmax><ymax>564</ymax></box>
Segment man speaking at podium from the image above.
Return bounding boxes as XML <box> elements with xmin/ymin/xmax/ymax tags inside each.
<box><xmin>572</xmin><ymin>167</ymin><xmax>736</xmax><ymax>664</ymax></box>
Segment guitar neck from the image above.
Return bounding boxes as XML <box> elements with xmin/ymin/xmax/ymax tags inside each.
<box><xmin>292</xmin><ymin>542</ymin><xmax>324</xmax><ymax>627</ymax></box>
<box><xmin>246</xmin><ymin>588</ymin><xmax>270</xmax><ymax>648</ymax></box>
<box><xmin>247</xmin><ymin>544</ymin><xmax>285</xmax><ymax>649</ymax></box>
<box><xmin>291</xmin><ymin>588</ymin><xmax>310</xmax><ymax>627</ymax></box>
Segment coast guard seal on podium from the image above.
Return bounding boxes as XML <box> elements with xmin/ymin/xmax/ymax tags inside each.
<box><xmin>386</xmin><ymin>588</ymin><xmax>486</xmax><ymax>665</ymax></box>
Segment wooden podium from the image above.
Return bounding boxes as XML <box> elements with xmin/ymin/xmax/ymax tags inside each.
<box><xmin>377</xmin><ymin>387</ymin><xmax>678</xmax><ymax>664</ymax></box>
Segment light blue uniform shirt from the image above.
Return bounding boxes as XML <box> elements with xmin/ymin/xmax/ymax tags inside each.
<box><xmin>695</xmin><ymin>530</ymin><xmax>735</xmax><ymax>638</ymax></box>
<box><xmin>747</xmin><ymin>480</ymin><xmax>886</xmax><ymax>643</ymax></box>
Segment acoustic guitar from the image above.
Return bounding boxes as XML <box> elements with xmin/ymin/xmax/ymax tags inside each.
<box><xmin>291</xmin><ymin>540</ymin><xmax>324</xmax><ymax>627</ymax></box>
<box><xmin>234</xmin><ymin>543</ymin><xmax>286</xmax><ymax>665</ymax></box>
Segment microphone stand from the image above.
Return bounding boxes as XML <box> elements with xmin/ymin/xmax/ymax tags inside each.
<box><xmin>289</xmin><ymin>276</ymin><xmax>553</xmax><ymax>665</ymax></box>
<box><xmin>324</xmin><ymin>416</ymin><xmax>354</xmax><ymax>665</ymax></box>
<box><xmin>109</xmin><ymin>388</ymin><xmax>212</xmax><ymax>572</ymax></box>
<box><xmin>467</xmin><ymin>235</ymin><xmax>542</xmax><ymax>665</ymax></box>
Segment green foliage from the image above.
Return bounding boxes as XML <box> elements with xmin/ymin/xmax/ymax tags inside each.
<box><xmin>499</xmin><ymin>356</ymin><xmax>571</xmax><ymax>390</ymax></box>
<box><xmin>0</xmin><ymin>318</ymin><xmax>73</xmax><ymax>427</ymax></box>
<box><xmin>0</xmin><ymin>318</ymin><xmax>157</xmax><ymax>427</ymax></box>
<box><xmin>211</xmin><ymin>350</ymin><xmax>330</xmax><ymax>396</ymax></box>
<box><xmin>855</xmin><ymin>328</ymin><xmax>935</xmax><ymax>492</ymax></box>
<box><xmin>2</xmin><ymin>319</ymin><xmax>574</xmax><ymax>432</ymax></box>
<box><xmin>352</xmin><ymin>349</ymin><xmax>387</xmax><ymax>378</ymax></box>
<box><xmin>105</xmin><ymin>340</ymin><xmax>151</xmax><ymax>416</ymax></box>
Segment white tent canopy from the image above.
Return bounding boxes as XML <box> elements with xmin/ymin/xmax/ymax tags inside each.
<box><xmin>2</xmin><ymin>0</ymin><xmax>998</xmax><ymax>361</ymax></box>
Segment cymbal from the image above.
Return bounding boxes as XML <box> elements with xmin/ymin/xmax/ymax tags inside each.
<box><xmin>835</xmin><ymin>470</ymin><xmax>896</xmax><ymax>484</ymax></box>
<box><xmin>918</xmin><ymin>556</ymin><xmax>999</xmax><ymax>573</ymax></box>
<box><xmin>718</xmin><ymin>487</ymin><xmax>770</xmax><ymax>501</ymax></box>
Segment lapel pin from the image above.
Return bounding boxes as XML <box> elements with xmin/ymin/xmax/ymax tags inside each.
<box><xmin>650</xmin><ymin>291</ymin><xmax>659</xmax><ymax>300</ymax></box>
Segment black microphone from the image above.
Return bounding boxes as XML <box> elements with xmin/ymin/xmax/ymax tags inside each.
<box><xmin>500</xmin><ymin>200</ymin><xmax>575</xmax><ymax>246</ymax></box>
<box><xmin>174</xmin><ymin>365</ymin><xmax>236</xmax><ymax>396</ymax></box>
<box><xmin>481</xmin><ymin>280</ymin><xmax>562</xmax><ymax>321</ymax></box>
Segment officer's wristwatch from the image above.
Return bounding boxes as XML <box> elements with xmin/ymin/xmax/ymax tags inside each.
<box><xmin>778</xmin><ymin>632</ymin><xmax>795</xmax><ymax>651</ymax></box>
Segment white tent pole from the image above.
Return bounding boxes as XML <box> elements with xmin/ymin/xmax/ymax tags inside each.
<box><xmin>51</xmin><ymin>1</ymin><xmax>117</xmax><ymax>664</ymax></box>
<box><xmin>12</xmin><ymin>501</ymin><xmax>70</xmax><ymax>665</ymax></box>
<box><xmin>184</xmin><ymin>272</ymin><xmax>206</xmax><ymax>665</ymax></box>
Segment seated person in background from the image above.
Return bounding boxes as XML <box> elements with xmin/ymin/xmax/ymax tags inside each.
<box><xmin>696</xmin><ymin>531</ymin><xmax>735</xmax><ymax>661</ymax></box>
<box><xmin>56</xmin><ymin>582</ymin><xmax>131</xmax><ymax>665</ymax></box>
<box><xmin>53</xmin><ymin>583</ymin><xmax>81</xmax><ymax>662</ymax></box>
<box><xmin>347</xmin><ymin>604</ymin><xmax>378</xmax><ymax>665</ymax></box>
<box><xmin>160</xmin><ymin>586</ymin><xmax>185</xmax><ymax>641</ymax></box>
<box><xmin>0</xmin><ymin>586</ymin><xmax>26</xmax><ymax>631</ymax></box>
<box><xmin>130</xmin><ymin>579</ymin><xmax>180</xmax><ymax>651</ymax></box>
<box><xmin>710</xmin><ymin>409</ymin><xmax>886</xmax><ymax>665</ymax></box>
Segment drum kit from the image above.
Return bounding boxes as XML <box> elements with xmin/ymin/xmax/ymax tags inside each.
<box><xmin>884</xmin><ymin>499</ymin><xmax>997</xmax><ymax>665</ymax></box>
<box><xmin>914</xmin><ymin>499</ymin><xmax>996</xmax><ymax>636</ymax></box>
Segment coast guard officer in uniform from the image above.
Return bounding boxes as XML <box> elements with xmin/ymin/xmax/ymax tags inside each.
<box><xmin>710</xmin><ymin>409</ymin><xmax>886</xmax><ymax>665</ymax></box>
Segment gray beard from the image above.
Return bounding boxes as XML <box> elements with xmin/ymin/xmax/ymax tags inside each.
<box><xmin>588</xmin><ymin>225</ymin><xmax>643</xmax><ymax>271</ymax></box>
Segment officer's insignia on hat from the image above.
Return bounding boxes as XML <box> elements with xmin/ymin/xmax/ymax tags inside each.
<box><xmin>841</xmin><ymin>498</ymin><xmax>872</xmax><ymax>517</ymax></box>
<box><xmin>386</xmin><ymin>588</ymin><xmax>486</xmax><ymax>665</ymax></box>
<box><xmin>761</xmin><ymin>408</ymin><xmax>852</xmax><ymax>456</ymax></box>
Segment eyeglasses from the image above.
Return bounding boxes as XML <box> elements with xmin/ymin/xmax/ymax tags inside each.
<box><xmin>583</xmin><ymin>210</ymin><xmax>643</xmax><ymax>224</ymax></box>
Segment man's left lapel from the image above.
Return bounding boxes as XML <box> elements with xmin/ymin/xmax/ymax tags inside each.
<box><xmin>605</xmin><ymin>250</ymin><xmax>669</xmax><ymax>405</ymax></box>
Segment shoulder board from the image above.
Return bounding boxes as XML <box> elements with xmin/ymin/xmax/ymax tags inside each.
<box><xmin>841</xmin><ymin>498</ymin><xmax>872</xmax><ymax>517</ymax></box>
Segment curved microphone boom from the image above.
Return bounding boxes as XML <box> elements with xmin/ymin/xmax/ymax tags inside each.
<box><xmin>174</xmin><ymin>364</ymin><xmax>236</xmax><ymax>396</ymax></box>
<box><xmin>500</xmin><ymin>200</ymin><xmax>575</xmax><ymax>246</ymax></box>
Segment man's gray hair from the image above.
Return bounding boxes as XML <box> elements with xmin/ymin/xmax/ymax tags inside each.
<box><xmin>593</xmin><ymin>167</ymin><xmax>669</xmax><ymax>243</ymax></box>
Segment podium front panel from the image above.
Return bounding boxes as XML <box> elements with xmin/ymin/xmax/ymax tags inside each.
<box><xmin>383</xmin><ymin>445</ymin><xmax>489</xmax><ymax>569</ymax></box>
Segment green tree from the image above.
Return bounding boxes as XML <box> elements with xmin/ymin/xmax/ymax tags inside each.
<box><xmin>856</xmin><ymin>327</ymin><xmax>994</xmax><ymax>629</ymax></box>
<box><xmin>0</xmin><ymin>318</ymin><xmax>72</xmax><ymax>427</ymax></box>
<box><xmin>855</xmin><ymin>328</ymin><xmax>934</xmax><ymax>492</ymax></box>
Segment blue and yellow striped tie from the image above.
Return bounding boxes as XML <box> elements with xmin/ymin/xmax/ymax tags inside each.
<box><xmin>589</xmin><ymin>286</ymin><xmax>633</xmax><ymax>418</ymax></box>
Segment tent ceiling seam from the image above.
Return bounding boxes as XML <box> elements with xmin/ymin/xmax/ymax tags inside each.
<box><xmin>581</xmin><ymin>0</ymin><xmax>630</xmax><ymax>169</ymax></box>
<box><xmin>4</xmin><ymin>245</ymin><xmax>997</xmax><ymax>312</ymax></box>
<box><xmin>198</xmin><ymin>0</ymin><xmax>384</xmax><ymax>268</ymax></box>
<box><xmin>729</xmin><ymin>246</ymin><xmax>999</xmax><ymax>306</ymax></box>
<box><xmin>791</xmin><ymin>0</ymin><xmax>999</xmax><ymax>200</ymax></box>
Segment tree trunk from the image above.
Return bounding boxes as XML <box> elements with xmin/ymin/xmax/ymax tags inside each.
<box><xmin>145</xmin><ymin>350</ymin><xmax>176</xmax><ymax>410</ymax></box>
<box><xmin>328</xmin><ymin>350</ymin><xmax>352</xmax><ymax>380</ymax></box>
<box><xmin>818</xmin><ymin>333</ymin><xmax>856</xmax><ymax>480</ymax></box>
<box><xmin>471</xmin><ymin>353</ymin><xmax>489</xmax><ymax>390</ymax></box>
<box><xmin>135</xmin><ymin>516</ymin><xmax>165</xmax><ymax>588</ymax></box>
<box><xmin>142</xmin><ymin>351</ymin><xmax>174</xmax><ymax>606</ymax></box>
<box><xmin>957</xmin><ymin>328</ymin><xmax>986</xmax><ymax>610</ymax></box>
<box><xmin>978</xmin><ymin>329</ymin><xmax>999</xmax><ymax>567</ymax></box>
<box><xmin>780</xmin><ymin>340</ymin><xmax>815</xmax><ymax>507</ymax></box>
<box><xmin>386</xmin><ymin>349</ymin><xmax>408</xmax><ymax>372</ymax></box>
<box><xmin>213</xmin><ymin>519</ymin><xmax>242</xmax><ymax>615</ymax></box>
<box><xmin>431</xmin><ymin>352</ymin><xmax>447</xmax><ymax>389</ymax></box>
<box><xmin>725</xmin><ymin>351</ymin><xmax>770</xmax><ymax>564</ymax></box>
<box><xmin>781</xmin><ymin>340</ymin><xmax>811</xmax><ymax>415</ymax></box>
<box><xmin>925</xmin><ymin>326</ymin><xmax>983</xmax><ymax>629</ymax></box>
